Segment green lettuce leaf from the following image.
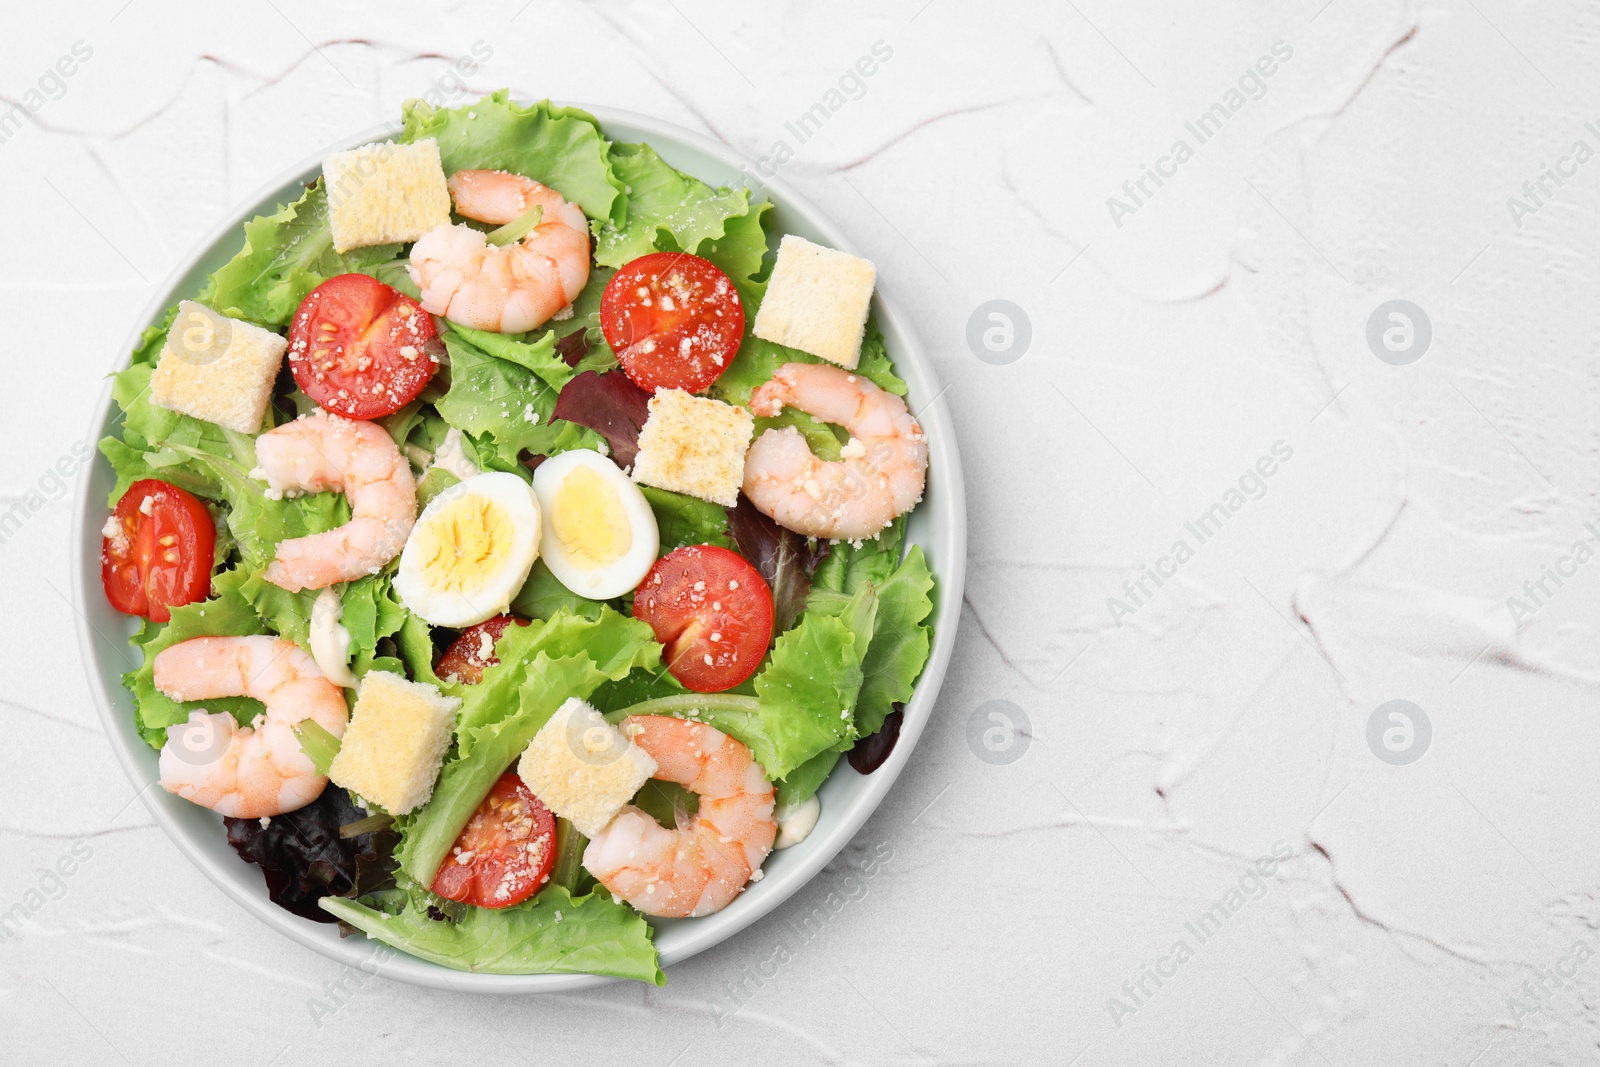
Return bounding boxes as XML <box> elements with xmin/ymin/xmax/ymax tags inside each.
<box><xmin>808</xmin><ymin>522</ymin><xmax>935</xmax><ymax>737</ymax></box>
<box><xmin>452</xmin><ymin>608</ymin><xmax>659</xmax><ymax>746</ymax></box>
<box><xmin>750</xmin><ymin>584</ymin><xmax>876</xmax><ymax>776</ymax></box>
<box><xmin>696</xmin><ymin>200</ymin><xmax>773</xmax><ymax>303</ymax></box>
<box><xmin>776</xmin><ymin>749</ymin><xmax>841</xmax><ymax>809</ymax></box>
<box><xmin>587</xmin><ymin>661</ymin><xmax>689</xmax><ymax>714</ymax></box>
<box><xmin>238</xmin><ymin>571</ymin><xmax>408</xmax><ymax>678</ymax></box>
<box><xmin>811</xmin><ymin>516</ymin><xmax>905</xmax><ymax>596</ymax></box>
<box><xmin>207</xmin><ymin>181</ymin><xmax>399</xmax><ymax>328</ymax></box>
<box><xmin>340</xmin><ymin>575</ymin><xmax>410</xmax><ymax>677</ymax></box>
<box><xmin>436</xmin><ymin>330</ymin><xmax>603</xmax><ymax>460</ymax></box>
<box><xmin>396</xmin><ymin>613</ymin><xmax>443</xmax><ymax>688</ymax></box>
<box><xmin>447</xmin><ymin>326</ymin><xmax>575</xmax><ymax>392</ymax></box>
<box><xmin>596</xmin><ymin>141</ymin><xmax>752</xmax><ymax>268</ymax></box>
<box><xmin>553</xmin><ymin>265</ymin><xmax>619</xmax><ymax>374</ymax></box>
<box><xmin>638</xmin><ymin>485</ymin><xmax>734</xmax><ymax>552</ymax></box>
<box><xmin>400</xmin><ymin>92</ymin><xmax>625</xmax><ymax>227</ymax></box>
<box><xmin>809</xmin><ymin>545</ymin><xmax>933</xmax><ymax>737</ymax></box>
<box><xmin>510</xmin><ymin>560</ymin><xmax>606</xmax><ymax>621</ymax></box>
<box><xmin>320</xmin><ymin>885</ymin><xmax>662</xmax><ymax>983</ymax></box>
<box><xmin>415</xmin><ymin>466</ymin><xmax>460</xmax><ymax>506</ymax></box>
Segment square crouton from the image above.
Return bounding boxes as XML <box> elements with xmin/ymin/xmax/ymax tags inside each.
<box><xmin>149</xmin><ymin>301</ymin><xmax>287</xmax><ymax>434</ymax></box>
<box><xmin>329</xmin><ymin>671</ymin><xmax>460</xmax><ymax>815</ymax></box>
<box><xmin>323</xmin><ymin>138</ymin><xmax>452</xmax><ymax>253</ymax></box>
<box><xmin>751</xmin><ymin>234</ymin><xmax>876</xmax><ymax>369</ymax></box>
<box><xmin>517</xmin><ymin>698</ymin><xmax>656</xmax><ymax>836</ymax></box>
<box><xmin>631</xmin><ymin>389</ymin><xmax>754</xmax><ymax>507</ymax></box>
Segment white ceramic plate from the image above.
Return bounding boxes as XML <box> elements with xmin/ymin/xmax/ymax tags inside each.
<box><xmin>71</xmin><ymin>103</ymin><xmax>966</xmax><ymax>992</ymax></box>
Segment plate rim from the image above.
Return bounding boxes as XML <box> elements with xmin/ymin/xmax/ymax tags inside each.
<box><xmin>70</xmin><ymin>99</ymin><xmax>967</xmax><ymax>993</ymax></box>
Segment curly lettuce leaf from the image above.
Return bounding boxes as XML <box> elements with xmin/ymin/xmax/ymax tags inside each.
<box><xmin>830</xmin><ymin>547</ymin><xmax>934</xmax><ymax>738</ymax></box>
<box><xmin>400</xmin><ymin>92</ymin><xmax>625</xmax><ymax>227</ymax></box>
<box><xmin>811</xmin><ymin>515</ymin><xmax>905</xmax><ymax>595</ymax></box>
<box><xmin>320</xmin><ymin>885</ymin><xmax>662</xmax><ymax>983</ymax></box>
<box><xmin>807</xmin><ymin>525</ymin><xmax>935</xmax><ymax>738</ymax></box>
<box><xmin>452</xmin><ymin>607</ymin><xmax>659</xmax><ymax>746</ymax></box>
<box><xmin>749</xmin><ymin>584</ymin><xmax>876</xmax><ymax>776</ymax></box>
<box><xmin>436</xmin><ymin>330</ymin><xmax>603</xmax><ymax>461</ymax></box>
<box><xmin>596</xmin><ymin>141</ymin><xmax>752</xmax><ymax>268</ymax></box>
<box><xmin>448</xmin><ymin>325</ymin><xmax>575</xmax><ymax>392</ymax></box>
<box><xmin>207</xmin><ymin>181</ymin><xmax>400</xmax><ymax>328</ymax></box>
<box><xmin>341</xmin><ymin>575</ymin><xmax>409</xmax><ymax>676</ymax></box>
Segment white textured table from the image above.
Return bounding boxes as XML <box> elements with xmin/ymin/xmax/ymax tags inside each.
<box><xmin>4</xmin><ymin>2</ymin><xmax>1595</xmax><ymax>1064</ymax></box>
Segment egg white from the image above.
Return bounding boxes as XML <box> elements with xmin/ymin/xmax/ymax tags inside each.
<box><xmin>531</xmin><ymin>450</ymin><xmax>660</xmax><ymax>600</ymax></box>
<box><xmin>393</xmin><ymin>471</ymin><xmax>542</xmax><ymax>627</ymax></box>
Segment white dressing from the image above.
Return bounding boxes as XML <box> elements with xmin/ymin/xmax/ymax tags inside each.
<box><xmin>310</xmin><ymin>586</ymin><xmax>358</xmax><ymax>688</ymax></box>
<box><xmin>433</xmin><ymin>427</ymin><xmax>481</xmax><ymax>482</ymax></box>
<box><xmin>773</xmin><ymin>794</ymin><xmax>821</xmax><ymax>850</ymax></box>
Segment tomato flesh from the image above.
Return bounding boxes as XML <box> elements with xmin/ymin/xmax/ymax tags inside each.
<box><xmin>430</xmin><ymin>772</ymin><xmax>556</xmax><ymax>908</ymax></box>
<box><xmin>435</xmin><ymin>615</ymin><xmax>529</xmax><ymax>685</ymax></box>
<box><xmin>101</xmin><ymin>479</ymin><xmax>216</xmax><ymax>623</ymax></box>
<box><xmin>600</xmin><ymin>252</ymin><xmax>744</xmax><ymax>393</ymax></box>
<box><xmin>632</xmin><ymin>545</ymin><xmax>774</xmax><ymax>693</ymax></box>
<box><xmin>288</xmin><ymin>273</ymin><xmax>440</xmax><ymax>419</ymax></box>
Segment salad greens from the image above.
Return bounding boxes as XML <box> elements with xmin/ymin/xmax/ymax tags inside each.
<box><xmin>100</xmin><ymin>90</ymin><xmax>938</xmax><ymax>983</ymax></box>
<box><xmin>322</xmin><ymin>885</ymin><xmax>663</xmax><ymax>983</ymax></box>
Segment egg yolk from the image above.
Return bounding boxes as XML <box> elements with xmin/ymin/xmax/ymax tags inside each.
<box><xmin>413</xmin><ymin>493</ymin><xmax>515</xmax><ymax>591</ymax></box>
<box><xmin>552</xmin><ymin>466</ymin><xmax>632</xmax><ymax>570</ymax></box>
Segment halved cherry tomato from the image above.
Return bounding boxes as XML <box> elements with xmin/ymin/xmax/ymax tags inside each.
<box><xmin>101</xmin><ymin>479</ymin><xmax>216</xmax><ymax>623</ymax></box>
<box><xmin>632</xmin><ymin>545</ymin><xmax>773</xmax><ymax>693</ymax></box>
<box><xmin>435</xmin><ymin>614</ymin><xmax>530</xmax><ymax>685</ymax></box>
<box><xmin>287</xmin><ymin>273</ymin><xmax>440</xmax><ymax>419</ymax></box>
<box><xmin>599</xmin><ymin>252</ymin><xmax>744</xmax><ymax>393</ymax></box>
<box><xmin>430</xmin><ymin>772</ymin><xmax>555</xmax><ymax>909</ymax></box>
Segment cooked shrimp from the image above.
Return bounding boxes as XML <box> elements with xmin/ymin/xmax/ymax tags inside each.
<box><xmin>407</xmin><ymin>169</ymin><xmax>591</xmax><ymax>334</ymax></box>
<box><xmin>253</xmin><ymin>408</ymin><xmax>417</xmax><ymax>592</ymax></box>
<box><xmin>583</xmin><ymin>715</ymin><xmax>777</xmax><ymax>918</ymax></box>
<box><xmin>743</xmin><ymin>362</ymin><xmax>928</xmax><ymax>540</ymax></box>
<box><xmin>154</xmin><ymin>636</ymin><xmax>349</xmax><ymax>818</ymax></box>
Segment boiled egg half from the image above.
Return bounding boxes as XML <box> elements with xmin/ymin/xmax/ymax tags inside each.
<box><xmin>394</xmin><ymin>471</ymin><xmax>541</xmax><ymax>627</ymax></box>
<box><xmin>531</xmin><ymin>450</ymin><xmax>659</xmax><ymax>599</ymax></box>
